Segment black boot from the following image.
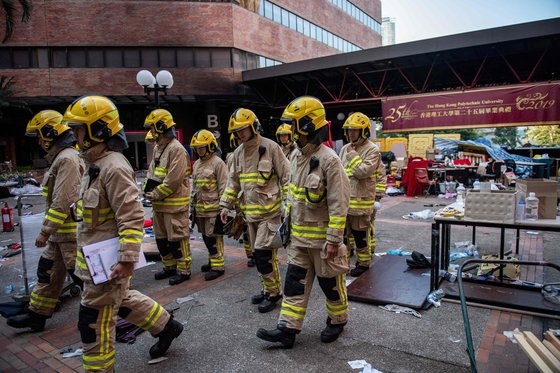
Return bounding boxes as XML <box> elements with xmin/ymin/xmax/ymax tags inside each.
<box><xmin>258</xmin><ymin>294</ymin><xmax>282</xmax><ymax>313</ymax></box>
<box><xmin>251</xmin><ymin>292</ymin><xmax>265</xmax><ymax>304</ymax></box>
<box><xmin>256</xmin><ymin>326</ymin><xmax>297</xmax><ymax>348</ymax></box>
<box><xmin>247</xmin><ymin>258</ymin><xmax>255</xmax><ymax>267</ymax></box>
<box><xmin>149</xmin><ymin>317</ymin><xmax>183</xmax><ymax>359</ymax></box>
<box><xmin>7</xmin><ymin>311</ymin><xmax>47</xmax><ymax>332</ymax></box>
<box><xmin>201</xmin><ymin>263</ymin><xmax>211</xmax><ymax>272</ymax></box>
<box><xmin>204</xmin><ymin>270</ymin><xmax>224</xmax><ymax>281</ymax></box>
<box><xmin>154</xmin><ymin>268</ymin><xmax>176</xmax><ymax>280</ymax></box>
<box><xmin>320</xmin><ymin>318</ymin><xmax>344</xmax><ymax>343</ymax></box>
<box><xmin>169</xmin><ymin>273</ymin><xmax>190</xmax><ymax>286</ymax></box>
<box><xmin>350</xmin><ymin>265</ymin><xmax>369</xmax><ymax>277</ymax></box>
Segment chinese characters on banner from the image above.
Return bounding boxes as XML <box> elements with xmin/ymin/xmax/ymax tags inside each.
<box><xmin>381</xmin><ymin>82</ymin><xmax>560</xmax><ymax>133</ymax></box>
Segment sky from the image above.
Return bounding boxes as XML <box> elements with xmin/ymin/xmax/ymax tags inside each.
<box><xmin>381</xmin><ymin>0</ymin><xmax>560</xmax><ymax>44</ymax></box>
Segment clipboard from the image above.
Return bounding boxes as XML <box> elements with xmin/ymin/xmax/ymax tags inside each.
<box><xmin>144</xmin><ymin>178</ymin><xmax>161</xmax><ymax>193</ymax></box>
<box><xmin>82</xmin><ymin>237</ymin><xmax>147</xmax><ymax>285</ymax></box>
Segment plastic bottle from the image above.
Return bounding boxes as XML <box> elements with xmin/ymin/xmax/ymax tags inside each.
<box><xmin>456</xmin><ymin>183</ymin><xmax>465</xmax><ymax>204</ymax></box>
<box><xmin>473</xmin><ymin>179</ymin><xmax>480</xmax><ymax>191</ymax></box>
<box><xmin>516</xmin><ymin>192</ymin><xmax>525</xmax><ymax>222</ymax></box>
<box><xmin>525</xmin><ymin>192</ymin><xmax>539</xmax><ymax>220</ymax></box>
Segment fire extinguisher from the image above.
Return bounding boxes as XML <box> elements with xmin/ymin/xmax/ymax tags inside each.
<box><xmin>2</xmin><ymin>202</ymin><xmax>14</xmax><ymax>232</ymax></box>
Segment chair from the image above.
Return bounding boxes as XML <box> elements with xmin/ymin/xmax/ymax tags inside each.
<box><xmin>415</xmin><ymin>168</ymin><xmax>437</xmax><ymax>197</ymax></box>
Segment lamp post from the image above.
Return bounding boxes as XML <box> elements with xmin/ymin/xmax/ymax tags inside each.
<box><xmin>136</xmin><ymin>70</ymin><xmax>174</xmax><ymax>108</ymax></box>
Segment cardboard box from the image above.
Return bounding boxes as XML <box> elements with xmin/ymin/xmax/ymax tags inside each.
<box><xmin>426</xmin><ymin>148</ymin><xmax>439</xmax><ymax>160</ymax></box>
<box><xmin>515</xmin><ymin>179</ymin><xmax>558</xmax><ymax>219</ymax></box>
<box><xmin>465</xmin><ymin>190</ymin><xmax>517</xmax><ymax>223</ymax></box>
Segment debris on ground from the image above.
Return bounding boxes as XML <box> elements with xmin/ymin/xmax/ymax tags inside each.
<box><xmin>348</xmin><ymin>360</ymin><xmax>383</xmax><ymax>372</ymax></box>
<box><xmin>402</xmin><ymin>209</ymin><xmax>435</xmax><ymax>220</ymax></box>
<box><xmin>62</xmin><ymin>348</ymin><xmax>84</xmax><ymax>358</ymax></box>
<box><xmin>176</xmin><ymin>295</ymin><xmax>195</xmax><ymax>304</ymax></box>
<box><xmin>378</xmin><ymin>304</ymin><xmax>421</xmax><ymax>319</ymax></box>
<box><xmin>503</xmin><ymin>328</ymin><xmax>520</xmax><ymax>344</ymax></box>
<box><xmin>148</xmin><ymin>357</ymin><xmax>168</xmax><ymax>364</ymax></box>
<box><xmin>0</xmin><ymin>243</ymin><xmax>22</xmax><ymax>259</ymax></box>
<box><xmin>426</xmin><ymin>289</ymin><xmax>445</xmax><ymax>308</ymax></box>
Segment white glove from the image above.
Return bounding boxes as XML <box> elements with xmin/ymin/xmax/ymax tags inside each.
<box><xmin>374</xmin><ymin>201</ymin><xmax>381</xmax><ymax>210</ymax></box>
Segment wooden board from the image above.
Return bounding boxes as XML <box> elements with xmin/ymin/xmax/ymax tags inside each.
<box><xmin>524</xmin><ymin>331</ymin><xmax>560</xmax><ymax>372</ymax></box>
<box><xmin>347</xmin><ymin>255</ymin><xmax>431</xmax><ymax>309</ymax></box>
<box><xmin>514</xmin><ymin>332</ymin><xmax>554</xmax><ymax>373</ymax></box>
<box><xmin>543</xmin><ymin>340</ymin><xmax>560</xmax><ymax>361</ymax></box>
<box><xmin>545</xmin><ymin>331</ymin><xmax>560</xmax><ymax>351</ymax></box>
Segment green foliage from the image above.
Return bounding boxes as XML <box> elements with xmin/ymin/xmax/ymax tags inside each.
<box><xmin>1</xmin><ymin>0</ymin><xmax>32</xmax><ymax>43</ymax></box>
<box><xmin>493</xmin><ymin>127</ymin><xmax>518</xmax><ymax>147</ymax></box>
<box><xmin>526</xmin><ymin>126</ymin><xmax>560</xmax><ymax>146</ymax></box>
<box><xmin>0</xmin><ymin>75</ymin><xmax>30</xmax><ymax>119</ymax></box>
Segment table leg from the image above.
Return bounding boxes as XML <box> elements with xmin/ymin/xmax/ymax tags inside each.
<box><xmin>472</xmin><ymin>226</ymin><xmax>476</xmax><ymax>246</ymax></box>
<box><xmin>431</xmin><ymin>222</ymin><xmax>440</xmax><ymax>292</ymax></box>
<box><xmin>499</xmin><ymin>227</ymin><xmax>505</xmax><ymax>281</ymax></box>
<box><xmin>516</xmin><ymin>228</ymin><xmax>520</xmax><ymax>255</ymax></box>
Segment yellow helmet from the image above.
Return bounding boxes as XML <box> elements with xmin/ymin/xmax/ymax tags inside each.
<box><xmin>190</xmin><ymin>129</ymin><xmax>218</xmax><ymax>152</ymax></box>
<box><xmin>229</xmin><ymin>133</ymin><xmax>239</xmax><ymax>150</ymax></box>
<box><xmin>228</xmin><ymin>108</ymin><xmax>261</xmax><ymax>134</ymax></box>
<box><xmin>275</xmin><ymin>124</ymin><xmax>293</xmax><ymax>143</ymax></box>
<box><xmin>25</xmin><ymin>110</ymin><xmax>70</xmax><ymax>150</ymax></box>
<box><xmin>281</xmin><ymin>96</ymin><xmax>327</xmax><ymax>136</ymax></box>
<box><xmin>63</xmin><ymin>96</ymin><xmax>123</xmax><ymax>150</ymax></box>
<box><xmin>145</xmin><ymin>131</ymin><xmax>155</xmax><ymax>143</ymax></box>
<box><xmin>343</xmin><ymin>112</ymin><xmax>371</xmax><ymax>141</ymax></box>
<box><xmin>143</xmin><ymin>109</ymin><xmax>175</xmax><ymax>134</ymax></box>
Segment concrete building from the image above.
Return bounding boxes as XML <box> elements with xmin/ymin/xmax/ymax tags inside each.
<box><xmin>0</xmin><ymin>0</ymin><xmax>381</xmax><ymax>169</ymax></box>
<box><xmin>381</xmin><ymin>17</ymin><xmax>396</xmax><ymax>46</ymax></box>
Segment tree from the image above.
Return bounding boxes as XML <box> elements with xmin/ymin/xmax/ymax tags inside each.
<box><xmin>526</xmin><ymin>125</ymin><xmax>560</xmax><ymax>146</ymax></box>
<box><xmin>493</xmin><ymin>127</ymin><xmax>517</xmax><ymax>147</ymax></box>
<box><xmin>1</xmin><ymin>0</ymin><xmax>32</xmax><ymax>43</ymax></box>
<box><xmin>0</xmin><ymin>75</ymin><xmax>30</xmax><ymax>119</ymax></box>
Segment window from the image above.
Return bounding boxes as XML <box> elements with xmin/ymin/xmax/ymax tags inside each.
<box><xmin>272</xmin><ymin>3</ymin><xmax>281</xmax><ymax>23</ymax></box>
<box><xmin>52</xmin><ymin>49</ymin><xmax>67</xmax><ymax>68</ymax></box>
<box><xmin>0</xmin><ymin>50</ymin><xmax>10</xmax><ymax>68</ymax></box>
<box><xmin>211</xmin><ymin>49</ymin><xmax>231</xmax><ymax>68</ymax></box>
<box><xmin>13</xmin><ymin>49</ymin><xmax>31</xmax><ymax>68</ymax></box>
<box><xmin>124</xmin><ymin>49</ymin><xmax>140</xmax><ymax>68</ymax></box>
<box><xmin>68</xmin><ymin>49</ymin><xmax>86</xmax><ymax>68</ymax></box>
<box><xmin>296</xmin><ymin>17</ymin><xmax>303</xmax><ymax>33</ymax></box>
<box><xmin>232</xmin><ymin>49</ymin><xmax>246</xmax><ymax>70</ymax></box>
<box><xmin>303</xmin><ymin>20</ymin><xmax>310</xmax><ymax>37</ymax></box>
<box><xmin>105</xmin><ymin>49</ymin><xmax>123</xmax><ymax>67</ymax></box>
<box><xmin>87</xmin><ymin>49</ymin><xmax>104</xmax><ymax>67</ymax></box>
<box><xmin>141</xmin><ymin>49</ymin><xmax>158</xmax><ymax>67</ymax></box>
<box><xmin>177</xmin><ymin>48</ymin><xmax>194</xmax><ymax>67</ymax></box>
<box><xmin>289</xmin><ymin>13</ymin><xmax>296</xmax><ymax>30</ymax></box>
<box><xmin>264</xmin><ymin>1</ymin><xmax>272</xmax><ymax>19</ymax></box>
<box><xmin>281</xmin><ymin>9</ymin><xmax>289</xmax><ymax>27</ymax></box>
<box><xmin>159</xmin><ymin>48</ymin><xmax>176</xmax><ymax>68</ymax></box>
<box><xmin>194</xmin><ymin>48</ymin><xmax>211</xmax><ymax>68</ymax></box>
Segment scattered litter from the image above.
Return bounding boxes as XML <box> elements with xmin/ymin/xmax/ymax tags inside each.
<box><xmin>378</xmin><ymin>304</ymin><xmax>421</xmax><ymax>318</ymax></box>
<box><xmin>374</xmin><ymin>252</ymin><xmax>387</xmax><ymax>256</ymax></box>
<box><xmin>449</xmin><ymin>252</ymin><xmax>469</xmax><ymax>261</ymax></box>
<box><xmin>386</xmin><ymin>248</ymin><xmax>411</xmax><ymax>256</ymax></box>
<box><xmin>448</xmin><ymin>337</ymin><xmax>461</xmax><ymax>343</ymax></box>
<box><xmin>547</xmin><ymin>329</ymin><xmax>560</xmax><ymax>337</ymax></box>
<box><xmin>402</xmin><ymin>209</ymin><xmax>435</xmax><ymax>220</ymax></box>
<box><xmin>448</xmin><ymin>264</ymin><xmax>459</xmax><ymax>271</ymax></box>
<box><xmin>426</xmin><ymin>289</ymin><xmax>445</xmax><ymax>308</ymax></box>
<box><xmin>542</xmin><ymin>284</ymin><xmax>560</xmax><ymax>304</ymax></box>
<box><xmin>21</xmin><ymin>203</ymin><xmax>33</xmax><ymax>210</ymax></box>
<box><xmin>3</xmin><ymin>284</ymin><xmax>13</xmax><ymax>294</ymax></box>
<box><xmin>439</xmin><ymin>270</ymin><xmax>457</xmax><ymax>283</ymax></box>
<box><xmin>437</xmin><ymin>193</ymin><xmax>457</xmax><ymax>199</ymax></box>
<box><xmin>345</xmin><ymin>277</ymin><xmax>357</xmax><ymax>286</ymax></box>
<box><xmin>116</xmin><ymin>318</ymin><xmax>146</xmax><ymax>344</ymax></box>
<box><xmin>421</xmin><ymin>272</ymin><xmax>430</xmax><ymax>277</ymax></box>
<box><xmin>143</xmin><ymin>219</ymin><xmax>153</xmax><ymax>228</ymax></box>
<box><xmin>9</xmin><ymin>184</ymin><xmax>42</xmax><ymax>195</ymax></box>
<box><xmin>348</xmin><ymin>360</ymin><xmax>369</xmax><ymax>369</ymax></box>
<box><xmin>424</xmin><ymin>203</ymin><xmax>446</xmax><ymax>207</ymax></box>
<box><xmin>527</xmin><ymin>231</ymin><xmax>540</xmax><ymax>235</ymax></box>
<box><xmin>148</xmin><ymin>357</ymin><xmax>168</xmax><ymax>364</ymax></box>
<box><xmin>386</xmin><ymin>186</ymin><xmax>402</xmax><ymax>196</ymax></box>
<box><xmin>503</xmin><ymin>328</ymin><xmax>520</xmax><ymax>344</ymax></box>
<box><xmin>176</xmin><ymin>295</ymin><xmax>195</xmax><ymax>304</ymax></box>
<box><xmin>0</xmin><ymin>243</ymin><xmax>22</xmax><ymax>259</ymax></box>
<box><xmin>146</xmin><ymin>261</ymin><xmax>156</xmax><ymax>266</ymax></box>
<box><xmin>62</xmin><ymin>348</ymin><xmax>83</xmax><ymax>358</ymax></box>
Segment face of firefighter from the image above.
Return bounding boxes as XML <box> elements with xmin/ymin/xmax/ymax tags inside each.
<box><xmin>296</xmin><ymin>133</ymin><xmax>308</xmax><ymax>148</ymax></box>
<box><xmin>235</xmin><ymin>126</ymin><xmax>253</xmax><ymax>143</ymax></box>
<box><xmin>72</xmin><ymin>126</ymin><xmax>86</xmax><ymax>151</ymax></box>
<box><xmin>347</xmin><ymin>128</ymin><xmax>361</xmax><ymax>143</ymax></box>
<box><xmin>195</xmin><ymin>146</ymin><xmax>207</xmax><ymax>157</ymax></box>
<box><xmin>37</xmin><ymin>137</ymin><xmax>48</xmax><ymax>152</ymax></box>
<box><xmin>278</xmin><ymin>134</ymin><xmax>290</xmax><ymax>145</ymax></box>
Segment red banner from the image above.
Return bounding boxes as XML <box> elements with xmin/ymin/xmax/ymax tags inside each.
<box><xmin>382</xmin><ymin>82</ymin><xmax>560</xmax><ymax>133</ymax></box>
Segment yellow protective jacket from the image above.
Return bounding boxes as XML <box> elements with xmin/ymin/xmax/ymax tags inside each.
<box><xmin>146</xmin><ymin>137</ymin><xmax>190</xmax><ymax>213</ymax></box>
<box><xmin>75</xmin><ymin>144</ymin><xmax>145</xmax><ymax>275</ymax></box>
<box><xmin>192</xmin><ymin>154</ymin><xmax>228</xmax><ymax>218</ymax></box>
<box><xmin>220</xmin><ymin>135</ymin><xmax>289</xmax><ymax>223</ymax></box>
<box><xmin>339</xmin><ymin>139</ymin><xmax>382</xmax><ymax>216</ymax></box>
<box><xmin>41</xmin><ymin>146</ymin><xmax>84</xmax><ymax>242</ymax></box>
<box><xmin>287</xmin><ymin>143</ymin><xmax>350</xmax><ymax>248</ymax></box>
<box><xmin>281</xmin><ymin>142</ymin><xmax>296</xmax><ymax>159</ymax></box>
<box><xmin>374</xmin><ymin>161</ymin><xmax>387</xmax><ymax>199</ymax></box>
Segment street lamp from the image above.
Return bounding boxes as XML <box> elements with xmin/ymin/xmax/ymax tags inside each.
<box><xmin>136</xmin><ymin>70</ymin><xmax>174</xmax><ymax>108</ymax></box>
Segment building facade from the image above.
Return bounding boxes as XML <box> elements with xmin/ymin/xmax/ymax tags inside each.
<box><xmin>0</xmin><ymin>0</ymin><xmax>381</xmax><ymax>168</ymax></box>
<box><xmin>381</xmin><ymin>17</ymin><xmax>396</xmax><ymax>46</ymax></box>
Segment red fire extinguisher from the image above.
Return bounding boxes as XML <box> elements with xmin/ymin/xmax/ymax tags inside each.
<box><xmin>2</xmin><ymin>202</ymin><xmax>14</xmax><ymax>232</ymax></box>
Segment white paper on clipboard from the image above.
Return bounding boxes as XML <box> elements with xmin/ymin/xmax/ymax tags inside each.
<box><xmin>82</xmin><ymin>237</ymin><xmax>147</xmax><ymax>285</ymax></box>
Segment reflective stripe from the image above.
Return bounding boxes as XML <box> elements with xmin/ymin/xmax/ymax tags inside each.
<box><xmin>290</xmin><ymin>222</ymin><xmax>327</xmax><ymax>239</ymax></box>
<box><xmin>138</xmin><ymin>303</ymin><xmax>164</xmax><ymax>330</ymax></box>
<box><xmin>210</xmin><ymin>257</ymin><xmax>225</xmax><ymax>266</ymax></box>
<box><xmin>222</xmin><ymin>189</ymin><xmax>237</xmax><ymax>201</ymax></box>
<box><xmin>119</xmin><ymin>229</ymin><xmax>143</xmax><ymax>244</ymax></box>
<box><xmin>30</xmin><ymin>293</ymin><xmax>58</xmax><ymax>309</ymax></box>
<box><xmin>194</xmin><ymin>203</ymin><xmax>220</xmax><ymax>211</ymax></box>
<box><xmin>239</xmin><ymin>173</ymin><xmax>277</xmax><ymax>184</ymax></box>
<box><xmin>345</xmin><ymin>155</ymin><xmax>362</xmax><ymax>176</ymax></box>
<box><xmin>240</xmin><ymin>197</ymin><xmax>281</xmax><ymax>215</ymax></box>
<box><xmin>42</xmin><ymin>186</ymin><xmax>48</xmax><ymax>197</ymax></box>
<box><xmin>326</xmin><ymin>301</ymin><xmax>348</xmax><ymax>316</ymax></box>
<box><xmin>289</xmin><ymin>183</ymin><xmax>323</xmax><ymax>202</ymax></box>
<box><xmin>76</xmin><ymin>250</ymin><xmax>88</xmax><ymax>270</ymax></box>
<box><xmin>156</xmin><ymin>184</ymin><xmax>174</xmax><ymax>196</ymax></box>
<box><xmin>280</xmin><ymin>302</ymin><xmax>307</xmax><ymax>319</ymax></box>
<box><xmin>152</xmin><ymin>197</ymin><xmax>190</xmax><ymax>207</ymax></box>
<box><xmin>56</xmin><ymin>220</ymin><xmax>78</xmax><ymax>234</ymax></box>
<box><xmin>349</xmin><ymin>199</ymin><xmax>375</xmax><ymax>209</ymax></box>
<box><xmin>337</xmin><ymin>273</ymin><xmax>348</xmax><ymax>304</ymax></box>
<box><xmin>100</xmin><ymin>305</ymin><xmax>112</xmax><ymax>355</ymax></box>
<box><xmin>328</xmin><ymin>216</ymin><xmax>346</xmax><ymax>229</ymax></box>
<box><xmin>83</xmin><ymin>350</ymin><xmax>115</xmax><ymax>371</ymax></box>
<box><xmin>194</xmin><ymin>179</ymin><xmax>217</xmax><ymax>187</ymax></box>
<box><xmin>154</xmin><ymin>167</ymin><xmax>167</xmax><ymax>177</ymax></box>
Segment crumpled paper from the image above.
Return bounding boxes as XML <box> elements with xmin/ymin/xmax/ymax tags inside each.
<box><xmin>378</xmin><ymin>304</ymin><xmax>421</xmax><ymax>318</ymax></box>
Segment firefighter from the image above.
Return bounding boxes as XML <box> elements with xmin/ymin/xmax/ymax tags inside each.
<box><xmin>339</xmin><ymin>112</ymin><xmax>382</xmax><ymax>277</ymax></box>
<box><xmin>275</xmin><ymin>123</ymin><xmax>295</xmax><ymax>158</ymax></box>
<box><xmin>190</xmin><ymin>130</ymin><xmax>228</xmax><ymax>281</ymax></box>
<box><xmin>144</xmin><ymin>109</ymin><xmax>191</xmax><ymax>286</ymax></box>
<box><xmin>219</xmin><ymin>108</ymin><xmax>289</xmax><ymax>313</ymax></box>
<box><xmin>64</xmin><ymin>96</ymin><xmax>182</xmax><ymax>372</ymax></box>
<box><xmin>227</xmin><ymin>133</ymin><xmax>255</xmax><ymax>267</ymax></box>
<box><xmin>7</xmin><ymin>110</ymin><xmax>84</xmax><ymax>332</ymax></box>
<box><xmin>257</xmin><ymin>96</ymin><xmax>350</xmax><ymax>348</ymax></box>
<box><xmin>370</xmin><ymin>160</ymin><xmax>387</xmax><ymax>257</ymax></box>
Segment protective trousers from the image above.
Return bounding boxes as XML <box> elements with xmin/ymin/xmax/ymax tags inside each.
<box><xmin>196</xmin><ymin>216</ymin><xmax>225</xmax><ymax>271</ymax></box>
<box><xmin>346</xmin><ymin>215</ymin><xmax>373</xmax><ymax>267</ymax></box>
<box><xmin>279</xmin><ymin>247</ymin><xmax>348</xmax><ymax>331</ymax></box>
<box><xmin>153</xmin><ymin>211</ymin><xmax>191</xmax><ymax>275</ymax></box>
<box><xmin>79</xmin><ymin>278</ymin><xmax>170</xmax><ymax>372</ymax></box>
<box><xmin>246</xmin><ymin>217</ymin><xmax>282</xmax><ymax>298</ymax></box>
<box><xmin>369</xmin><ymin>210</ymin><xmax>377</xmax><ymax>255</ymax></box>
<box><xmin>242</xmin><ymin>226</ymin><xmax>254</xmax><ymax>260</ymax></box>
<box><xmin>29</xmin><ymin>240</ymin><xmax>82</xmax><ymax>317</ymax></box>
